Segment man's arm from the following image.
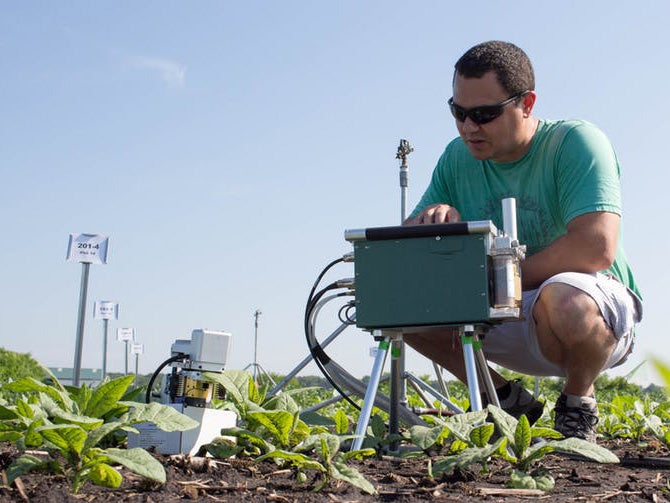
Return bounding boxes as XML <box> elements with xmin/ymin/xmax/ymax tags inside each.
<box><xmin>520</xmin><ymin>211</ymin><xmax>619</xmax><ymax>289</ymax></box>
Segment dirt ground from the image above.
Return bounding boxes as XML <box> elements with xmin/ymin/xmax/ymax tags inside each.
<box><xmin>1</xmin><ymin>437</ymin><xmax>668</xmax><ymax>502</ymax></box>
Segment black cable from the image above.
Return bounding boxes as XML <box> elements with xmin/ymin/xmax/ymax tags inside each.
<box><xmin>144</xmin><ymin>353</ymin><xmax>189</xmax><ymax>404</ymax></box>
<box><xmin>338</xmin><ymin>301</ymin><xmax>356</xmax><ymax>325</ymax></box>
<box><xmin>304</xmin><ymin>281</ymin><xmax>361</xmax><ymax>410</ymax></box>
<box><xmin>305</xmin><ymin>258</ymin><xmax>344</xmax><ymax>314</ymax></box>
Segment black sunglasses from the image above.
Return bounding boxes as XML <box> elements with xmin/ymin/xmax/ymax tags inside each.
<box><xmin>448</xmin><ymin>91</ymin><xmax>528</xmax><ymax>125</ymax></box>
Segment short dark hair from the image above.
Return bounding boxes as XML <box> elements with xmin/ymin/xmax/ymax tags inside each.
<box><xmin>454</xmin><ymin>41</ymin><xmax>535</xmax><ymax>95</ymax></box>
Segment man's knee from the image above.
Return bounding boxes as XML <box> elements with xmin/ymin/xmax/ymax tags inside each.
<box><xmin>532</xmin><ymin>282</ymin><xmax>613</xmax><ymax>350</ymax></box>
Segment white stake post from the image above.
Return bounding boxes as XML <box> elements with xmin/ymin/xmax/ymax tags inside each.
<box><xmin>117</xmin><ymin>328</ymin><xmax>135</xmax><ymax>375</ymax></box>
<box><xmin>66</xmin><ymin>234</ymin><xmax>109</xmax><ymax>387</ymax></box>
<box><xmin>94</xmin><ymin>301</ymin><xmax>119</xmax><ymax>380</ymax></box>
<box><xmin>131</xmin><ymin>342</ymin><xmax>144</xmax><ymax>382</ymax></box>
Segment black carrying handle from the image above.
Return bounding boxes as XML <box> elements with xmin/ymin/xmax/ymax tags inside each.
<box><xmin>363</xmin><ymin>222</ymin><xmax>470</xmax><ymax>241</ymax></box>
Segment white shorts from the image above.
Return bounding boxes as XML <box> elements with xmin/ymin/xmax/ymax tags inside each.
<box><xmin>482</xmin><ymin>272</ymin><xmax>643</xmax><ymax>377</ymax></box>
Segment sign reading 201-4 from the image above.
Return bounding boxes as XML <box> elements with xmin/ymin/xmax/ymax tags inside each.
<box><xmin>66</xmin><ymin>234</ymin><xmax>109</xmax><ymax>264</ymax></box>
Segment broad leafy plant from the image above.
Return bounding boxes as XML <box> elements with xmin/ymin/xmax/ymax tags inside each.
<box><xmin>203</xmin><ymin>370</ymin><xmax>377</xmax><ymax>494</ymax></box>
<box><xmin>600</xmin><ymin>394</ymin><xmax>669</xmax><ymax>442</ymax></box>
<box><xmin>430</xmin><ymin>406</ymin><xmax>619</xmax><ymax>491</ymax></box>
<box><xmin>0</xmin><ymin>370</ymin><xmax>198</xmax><ymax>493</ymax></box>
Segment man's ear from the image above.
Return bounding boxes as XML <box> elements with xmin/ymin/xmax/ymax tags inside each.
<box><xmin>522</xmin><ymin>91</ymin><xmax>537</xmax><ymax>117</ymax></box>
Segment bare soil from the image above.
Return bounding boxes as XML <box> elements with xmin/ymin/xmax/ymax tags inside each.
<box><xmin>1</xmin><ymin>438</ymin><xmax>668</xmax><ymax>502</ymax></box>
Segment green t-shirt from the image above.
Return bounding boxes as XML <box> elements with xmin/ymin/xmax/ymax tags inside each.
<box><xmin>410</xmin><ymin>119</ymin><xmax>641</xmax><ymax>298</ymax></box>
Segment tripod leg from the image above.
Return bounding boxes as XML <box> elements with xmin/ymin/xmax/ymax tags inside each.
<box><xmin>351</xmin><ymin>334</ymin><xmax>389</xmax><ymax>451</ymax></box>
<box><xmin>461</xmin><ymin>325</ymin><xmax>483</xmax><ymax>411</ymax></box>
<box><xmin>473</xmin><ymin>331</ymin><xmax>499</xmax><ymax>407</ymax></box>
<box><xmin>405</xmin><ymin>373</ymin><xmax>464</xmax><ymax>414</ymax></box>
<box><xmin>389</xmin><ymin>334</ymin><xmax>404</xmax><ymax>452</ymax></box>
<box><xmin>267</xmin><ymin>321</ymin><xmax>351</xmax><ymax>397</ymax></box>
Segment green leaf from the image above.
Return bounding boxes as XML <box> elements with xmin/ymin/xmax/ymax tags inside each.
<box><xmin>333</xmin><ymin>409</ymin><xmax>350</xmax><ymax>435</ymax></box>
<box><xmin>248</xmin><ymin>377</ymin><xmax>263</xmax><ymax>404</ymax></box>
<box><xmin>507</xmin><ymin>469</ymin><xmax>536</xmax><ymax>489</ymax></box>
<box><xmin>24</xmin><ymin>418</ymin><xmax>45</xmax><ymax>448</ymax></box>
<box><xmin>299</xmin><ymin>410</ymin><xmax>335</xmax><ymax>427</ymax></box>
<box><xmin>330</xmin><ymin>459</ymin><xmax>376</xmax><ymax>495</ymax></box>
<box><xmin>487</xmin><ymin>405</ymin><xmax>518</xmax><ymax>442</ymax></box>
<box><xmin>87</xmin><ymin>462</ymin><xmax>123</xmax><ymax>488</ymax></box>
<box><xmin>248</xmin><ymin>410</ymin><xmax>294</xmax><ymax>448</ymax></box>
<box><xmin>220</xmin><ymin>427</ymin><xmax>272</xmax><ymax>455</ymax></box>
<box><xmin>521</xmin><ymin>443</ymin><xmax>555</xmax><ymax>470</ymax></box>
<box><xmin>6</xmin><ymin>454</ymin><xmax>55</xmax><ymax>485</ymax></box>
<box><xmin>318</xmin><ymin>436</ymin><xmax>333</xmax><ymax>464</ymax></box>
<box><xmin>409</xmin><ymin>424</ymin><xmax>449</xmax><ymax>450</ymax></box>
<box><xmin>448</xmin><ymin>438</ymin><xmax>470</xmax><ymax>454</ymax></box>
<box><xmin>432</xmin><ymin>438</ymin><xmax>503</xmax><ymax>475</ymax></box>
<box><xmin>263</xmin><ymin>392</ymin><xmax>300</xmax><ymax>414</ymax></box>
<box><xmin>5</xmin><ymin>377</ymin><xmax>73</xmax><ymax>410</ymax></box>
<box><xmin>530</xmin><ymin>426</ymin><xmax>563</xmax><ymax>440</ymax></box>
<box><xmin>0</xmin><ymin>404</ymin><xmax>19</xmax><ymax>420</ymax></box>
<box><xmin>256</xmin><ymin>449</ymin><xmax>326</xmax><ymax>472</ymax></box>
<box><xmin>0</xmin><ymin>431</ymin><xmax>23</xmax><ymax>442</ymax></box>
<box><xmin>206</xmin><ymin>437</ymin><xmax>242</xmax><ymax>458</ymax></box>
<box><xmin>38</xmin><ymin>424</ymin><xmax>87</xmax><ymax>455</ymax></box>
<box><xmin>506</xmin><ymin>469</ymin><xmax>554</xmax><ymax>491</ymax></box>
<box><xmin>16</xmin><ymin>400</ymin><xmax>34</xmax><ymax>420</ymax></box>
<box><xmin>84</xmin><ymin>375</ymin><xmax>135</xmax><ymax>418</ymax></box>
<box><xmin>50</xmin><ymin>409</ymin><xmax>104</xmax><ymax>431</ymax></box>
<box><xmin>104</xmin><ymin>448</ymin><xmax>166</xmax><ymax>484</ymax></box>
<box><xmin>494</xmin><ymin>437</ymin><xmax>516</xmax><ymax>463</ymax></box>
<box><xmin>40</xmin><ymin>366</ymin><xmax>66</xmax><ymax>392</ymax></box>
<box><xmin>342</xmin><ymin>448</ymin><xmax>376</xmax><ymax>462</ymax></box>
<box><xmin>370</xmin><ymin>413</ymin><xmax>386</xmax><ymax>438</ymax></box>
<box><xmin>299</xmin><ymin>433</ymin><xmax>341</xmax><ymax>464</ymax></box>
<box><xmin>71</xmin><ymin>383</ymin><xmax>94</xmax><ymax>414</ymax></box>
<box><xmin>548</xmin><ymin>438</ymin><xmax>619</xmax><ymax>463</ymax></box>
<box><xmin>444</xmin><ymin>410</ymin><xmax>489</xmax><ymax>443</ymax></box>
<box><xmin>203</xmin><ymin>371</ymin><xmax>251</xmax><ymax>411</ymax></box>
<box><xmin>514</xmin><ymin>415</ymin><xmax>531</xmax><ymax>459</ymax></box>
<box><xmin>83</xmin><ymin>422</ymin><xmax>127</xmax><ymax>451</ymax></box>
<box><xmin>470</xmin><ymin>423</ymin><xmax>494</xmax><ymax>448</ymax></box>
<box><xmin>534</xmin><ymin>473</ymin><xmax>556</xmax><ymax>491</ymax></box>
<box><xmin>122</xmin><ymin>402</ymin><xmax>199</xmax><ymax>432</ymax></box>
<box><xmin>289</xmin><ymin>416</ymin><xmax>311</xmax><ymax>448</ymax></box>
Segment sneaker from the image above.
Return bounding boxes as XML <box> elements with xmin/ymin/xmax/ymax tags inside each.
<box><xmin>497</xmin><ymin>380</ymin><xmax>545</xmax><ymax>425</ymax></box>
<box><xmin>554</xmin><ymin>393</ymin><xmax>599</xmax><ymax>442</ymax></box>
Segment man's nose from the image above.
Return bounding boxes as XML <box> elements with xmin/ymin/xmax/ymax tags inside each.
<box><xmin>461</xmin><ymin>117</ymin><xmax>480</xmax><ymax>132</ymax></box>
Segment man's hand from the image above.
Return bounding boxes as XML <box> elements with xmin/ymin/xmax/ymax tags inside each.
<box><xmin>404</xmin><ymin>204</ymin><xmax>462</xmax><ymax>225</ymax></box>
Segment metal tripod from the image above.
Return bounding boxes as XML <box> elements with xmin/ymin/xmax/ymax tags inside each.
<box><xmin>244</xmin><ymin>309</ymin><xmax>276</xmax><ymax>387</ymax></box>
<box><xmin>351</xmin><ymin>325</ymin><xmax>500</xmax><ymax>451</ymax></box>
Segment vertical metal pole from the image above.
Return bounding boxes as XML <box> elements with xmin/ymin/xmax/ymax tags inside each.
<box><xmin>389</xmin><ymin>139</ymin><xmax>412</xmax><ymax>447</ymax></box>
<box><xmin>135</xmin><ymin>353</ymin><xmax>139</xmax><ymax>381</ymax></box>
<box><xmin>253</xmin><ymin>309</ymin><xmax>261</xmax><ymax>382</ymax></box>
<box><xmin>124</xmin><ymin>340</ymin><xmax>129</xmax><ymax>375</ymax></box>
<box><xmin>102</xmin><ymin>318</ymin><xmax>109</xmax><ymax>380</ymax></box>
<box><xmin>72</xmin><ymin>262</ymin><xmax>91</xmax><ymax>387</ymax></box>
<box><xmin>502</xmin><ymin>198</ymin><xmax>517</xmax><ymax>239</ymax></box>
<box><xmin>389</xmin><ymin>334</ymin><xmax>402</xmax><ymax>451</ymax></box>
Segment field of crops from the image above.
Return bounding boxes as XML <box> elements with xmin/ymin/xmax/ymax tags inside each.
<box><xmin>0</xmin><ymin>354</ymin><xmax>668</xmax><ymax>501</ymax></box>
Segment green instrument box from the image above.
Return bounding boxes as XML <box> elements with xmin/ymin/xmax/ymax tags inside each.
<box><xmin>345</xmin><ymin>221</ymin><xmax>522</xmax><ymax>330</ymax></box>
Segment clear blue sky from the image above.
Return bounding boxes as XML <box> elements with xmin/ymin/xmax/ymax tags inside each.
<box><xmin>1</xmin><ymin>2</ymin><xmax>667</xmax><ymax>385</ymax></box>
